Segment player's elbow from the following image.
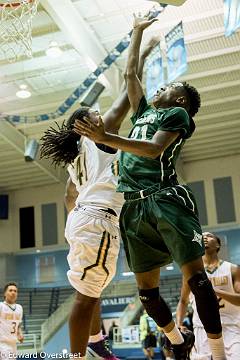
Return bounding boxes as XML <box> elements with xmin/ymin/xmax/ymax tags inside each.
<box><xmin>146</xmin><ymin>145</ymin><xmax>163</xmax><ymax>159</ymax></box>
<box><xmin>179</xmin><ymin>296</ymin><xmax>189</xmax><ymax>307</ymax></box>
<box><xmin>126</xmin><ymin>62</ymin><xmax>137</xmax><ymax>79</ymax></box>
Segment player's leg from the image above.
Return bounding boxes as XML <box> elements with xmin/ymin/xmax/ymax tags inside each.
<box><xmin>66</xmin><ymin>207</ymin><xmax>120</xmax><ymax>358</ymax></box>
<box><xmin>181</xmin><ymin>258</ymin><xmax>226</xmax><ymax>360</ymax></box>
<box><xmin>191</xmin><ymin>327</ymin><xmax>212</xmax><ymax>360</ymax></box>
<box><xmin>152</xmin><ymin>186</ymin><xmax>226</xmax><ymax>360</ymax></box>
<box><xmin>89</xmin><ymin>299</ymin><xmax>101</xmax><ymax>340</ymax></box>
<box><xmin>221</xmin><ymin>324</ymin><xmax>240</xmax><ymax>360</ymax></box>
<box><xmin>69</xmin><ymin>292</ymin><xmax>99</xmax><ymax>357</ymax></box>
<box><xmin>120</xmin><ymin>197</ymin><xmax>192</xmax><ymax>359</ymax></box>
<box><xmin>87</xmin><ymin>298</ymin><xmax>118</xmax><ymax>360</ymax></box>
<box><xmin>136</xmin><ymin>269</ymin><xmax>188</xmax><ymax>348</ymax></box>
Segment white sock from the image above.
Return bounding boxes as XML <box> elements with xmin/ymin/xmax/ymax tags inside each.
<box><xmin>89</xmin><ymin>331</ymin><xmax>103</xmax><ymax>343</ymax></box>
<box><xmin>208</xmin><ymin>337</ymin><xmax>226</xmax><ymax>360</ymax></box>
<box><xmin>164</xmin><ymin>325</ymin><xmax>184</xmax><ymax>345</ymax></box>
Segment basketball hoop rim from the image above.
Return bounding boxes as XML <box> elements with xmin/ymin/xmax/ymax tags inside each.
<box><xmin>0</xmin><ymin>0</ymin><xmax>33</xmax><ymax>7</ymax></box>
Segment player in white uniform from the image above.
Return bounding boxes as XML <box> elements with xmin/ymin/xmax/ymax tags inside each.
<box><xmin>40</xmin><ymin>40</ymin><xmax>156</xmax><ymax>359</ymax></box>
<box><xmin>176</xmin><ymin>232</ymin><xmax>240</xmax><ymax>360</ymax></box>
<box><xmin>0</xmin><ymin>282</ymin><xmax>23</xmax><ymax>359</ymax></box>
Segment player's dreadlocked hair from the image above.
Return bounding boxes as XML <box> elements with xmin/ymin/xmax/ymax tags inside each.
<box><xmin>182</xmin><ymin>81</ymin><xmax>201</xmax><ymax>118</ymax></box>
<box><xmin>40</xmin><ymin>107</ymin><xmax>90</xmax><ymax>167</ymax></box>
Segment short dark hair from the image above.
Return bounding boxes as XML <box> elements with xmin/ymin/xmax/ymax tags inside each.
<box><xmin>4</xmin><ymin>282</ymin><xmax>18</xmax><ymax>293</ymax></box>
<box><xmin>182</xmin><ymin>81</ymin><xmax>201</xmax><ymax>118</ymax></box>
<box><xmin>40</xmin><ymin>107</ymin><xmax>90</xmax><ymax>167</ymax></box>
<box><xmin>214</xmin><ymin>234</ymin><xmax>221</xmax><ymax>252</ymax></box>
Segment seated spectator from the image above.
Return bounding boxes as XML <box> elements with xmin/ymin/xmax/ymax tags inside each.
<box><xmin>140</xmin><ymin>310</ymin><xmax>157</xmax><ymax>360</ymax></box>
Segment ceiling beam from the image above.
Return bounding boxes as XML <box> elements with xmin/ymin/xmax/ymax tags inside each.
<box><xmin>197</xmin><ymin>79</ymin><xmax>240</xmax><ymax>94</ymax></box>
<box><xmin>182</xmin><ymin>63</ymin><xmax>240</xmax><ymax>82</ymax></box>
<box><xmin>182</xmin><ymin>149</ymin><xmax>240</xmax><ymax>163</ymax></box>
<box><xmin>0</xmin><ymin>179</ymin><xmax>58</xmax><ymax>192</ymax></box>
<box><xmin>201</xmin><ymin>94</ymin><xmax>240</xmax><ymax>107</ymax></box>
<box><xmin>0</xmin><ymin>119</ymin><xmax>66</xmax><ymax>184</ymax></box>
<box><xmin>40</xmin><ymin>0</ymin><xmax>121</xmax><ymax>97</ymax></box>
<box><xmin>183</xmin><ymin>141</ymin><xmax>240</xmax><ymax>156</ymax></box>
<box><xmin>196</xmin><ymin>108</ymin><xmax>240</xmax><ymax>122</ymax></box>
<box><xmin>185</xmin><ymin>132</ymin><xmax>240</xmax><ymax>148</ymax></box>
<box><xmin>0</xmin><ymin>172</ymin><xmax>48</xmax><ymax>182</ymax></box>
<box><xmin>187</xmin><ymin>44</ymin><xmax>240</xmax><ymax>63</ymax></box>
<box><xmin>190</xmin><ymin>126</ymin><xmax>240</xmax><ymax>140</ymax></box>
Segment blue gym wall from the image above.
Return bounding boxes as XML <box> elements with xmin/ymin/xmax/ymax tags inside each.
<box><xmin>2</xmin><ymin>227</ymin><xmax>240</xmax><ymax>288</ymax></box>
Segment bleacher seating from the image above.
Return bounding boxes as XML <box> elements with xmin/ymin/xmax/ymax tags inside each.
<box><xmin>0</xmin><ymin>287</ymin><xmax>74</xmax><ymax>349</ymax></box>
<box><xmin>0</xmin><ymin>274</ymin><xmax>182</xmax><ymax>352</ymax></box>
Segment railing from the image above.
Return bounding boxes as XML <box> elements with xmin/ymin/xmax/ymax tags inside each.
<box><xmin>41</xmin><ymin>293</ymin><xmax>75</xmax><ymax>348</ymax></box>
<box><xmin>17</xmin><ymin>334</ymin><xmax>38</xmax><ymax>353</ymax></box>
<box><xmin>48</xmin><ymin>287</ymin><xmax>60</xmax><ymax>317</ymax></box>
<box><xmin>29</xmin><ymin>290</ymin><xmax>33</xmax><ymax>315</ymax></box>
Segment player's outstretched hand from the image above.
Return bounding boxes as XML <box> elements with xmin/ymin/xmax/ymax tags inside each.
<box><xmin>73</xmin><ymin>116</ymin><xmax>106</xmax><ymax>143</ymax></box>
<box><xmin>133</xmin><ymin>13</ymin><xmax>158</xmax><ymax>31</ymax></box>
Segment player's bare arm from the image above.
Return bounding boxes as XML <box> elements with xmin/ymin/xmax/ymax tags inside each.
<box><xmin>102</xmin><ymin>37</ymin><xmax>159</xmax><ymax>134</ymax></box>
<box><xmin>214</xmin><ymin>264</ymin><xmax>240</xmax><ymax>306</ymax></box>
<box><xmin>17</xmin><ymin>324</ymin><xmax>24</xmax><ymax>343</ymax></box>
<box><xmin>233</xmin><ymin>264</ymin><xmax>240</xmax><ymax>293</ymax></box>
<box><xmin>73</xmin><ymin>117</ymin><xmax>180</xmax><ymax>159</ymax></box>
<box><xmin>126</xmin><ymin>14</ymin><xmax>158</xmax><ymax>112</ymax></box>
<box><xmin>64</xmin><ymin>177</ymin><xmax>78</xmax><ymax>213</ymax></box>
<box><xmin>176</xmin><ymin>279</ymin><xmax>191</xmax><ymax>327</ymax></box>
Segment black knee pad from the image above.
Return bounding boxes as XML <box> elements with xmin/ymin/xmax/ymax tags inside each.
<box><xmin>139</xmin><ymin>288</ymin><xmax>172</xmax><ymax>328</ymax></box>
<box><xmin>188</xmin><ymin>272</ymin><xmax>222</xmax><ymax>334</ymax></box>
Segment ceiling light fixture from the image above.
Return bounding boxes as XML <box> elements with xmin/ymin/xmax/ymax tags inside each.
<box><xmin>16</xmin><ymin>84</ymin><xmax>31</xmax><ymax>99</ymax></box>
<box><xmin>46</xmin><ymin>41</ymin><xmax>63</xmax><ymax>58</ymax></box>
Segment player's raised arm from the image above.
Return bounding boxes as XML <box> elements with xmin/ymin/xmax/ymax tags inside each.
<box><xmin>126</xmin><ymin>14</ymin><xmax>158</xmax><ymax>112</ymax></box>
<box><xmin>64</xmin><ymin>177</ymin><xmax>78</xmax><ymax>213</ymax></box>
<box><xmin>103</xmin><ymin>37</ymin><xmax>159</xmax><ymax>134</ymax></box>
<box><xmin>73</xmin><ymin>116</ymin><xmax>179</xmax><ymax>159</ymax></box>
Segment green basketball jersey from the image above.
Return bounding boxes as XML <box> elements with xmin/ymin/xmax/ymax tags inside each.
<box><xmin>118</xmin><ymin>96</ymin><xmax>195</xmax><ymax>192</ymax></box>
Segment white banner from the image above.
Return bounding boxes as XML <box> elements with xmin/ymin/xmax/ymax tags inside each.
<box><xmin>165</xmin><ymin>22</ymin><xmax>187</xmax><ymax>83</ymax></box>
<box><xmin>224</xmin><ymin>0</ymin><xmax>240</xmax><ymax>36</ymax></box>
<box><xmin>145</xmin><ymin>44</ymin><xmax>164</xmax><ymax>101</ymax></box>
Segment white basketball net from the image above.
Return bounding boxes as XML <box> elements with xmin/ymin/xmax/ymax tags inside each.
<box><xmin>0</xmin><ymin>0</ymin><xmax>39</xmax><ymax>62</ymax></box>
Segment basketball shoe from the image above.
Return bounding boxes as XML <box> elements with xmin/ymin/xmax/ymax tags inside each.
<box><xmin>163</xmin><ymin>328</ymin><xmax>195</xmax><ymax>360</ymax></box>
<box><xmin>86</xmin><ymin>335</ymin><xmax>120</xmax><ymax>360</ymax></box>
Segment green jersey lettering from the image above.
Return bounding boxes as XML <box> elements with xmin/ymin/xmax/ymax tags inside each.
<box><xmin>118</xmin><ymin>96</ymin><xmax>195</xmax><ymax>193</ymax></box>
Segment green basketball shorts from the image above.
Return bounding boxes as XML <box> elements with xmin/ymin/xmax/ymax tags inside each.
<box><xmin>120</xmin><ymin>184</ymin><xmax>204</xmax><ymax>273</ymax></box>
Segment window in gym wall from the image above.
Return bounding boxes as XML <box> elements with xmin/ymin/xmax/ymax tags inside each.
<box><xmin>41</xmin><ymin>203</ymin><xmax>58</xmax><ymax>245</ymax></box>
<box><xmin>36</xmin><ymin>255</ymin><xmax>56</xmax><ymax>283</ymax></box>
<box><xmin>19</xmin><ymin>206</ymin><xmax>35</xmax><ymax>248</ymax></box>
<box><xmin>187</xmin><ymin>181</ymin><xmax>208</xmax><ymax>226</ymax></box>
<box><xmin>213</xmin><ymin>177</ymin><xmax>236</xmax><ymax>223</ymax></box>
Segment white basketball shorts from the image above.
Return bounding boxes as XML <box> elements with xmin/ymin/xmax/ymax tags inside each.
<box><xmin>192</xmin><ymin>325</ymin><xmax>240</xmax><ymax>360</ymax></box>
<box><xmin>65</xmin><ymin>205</ymin><xmax>120</xmax><ymax>298</ymax></box>
<box><xmin>0</xmin><ymin>342</ymin><xmax>17</xmax><ymax>359</ymax></box>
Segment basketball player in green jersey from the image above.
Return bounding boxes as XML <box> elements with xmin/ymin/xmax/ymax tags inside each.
<box><xmin>73</xmin><ymin>14</ymin><xmax>226</xmax><ymax>360</ymax></box>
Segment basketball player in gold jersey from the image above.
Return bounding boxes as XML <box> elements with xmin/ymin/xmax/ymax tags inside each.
<box><xmin>0</xmin><ymin>282</ymin><xmax>24</xmax><ymax>359</ymax></box>
<box><xmin>177</xmin><ymin>232</ymin><xmax>240</xmax><ymax>359</ymax></box>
